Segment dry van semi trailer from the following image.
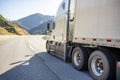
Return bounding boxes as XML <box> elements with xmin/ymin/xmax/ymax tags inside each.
<box><xmin>46</xmin><ymin>0</ymin><xmax>120</xmax><ymax>80</ymax></box>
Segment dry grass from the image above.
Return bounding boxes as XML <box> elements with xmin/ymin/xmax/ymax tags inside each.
<box><xmin>10</xmin><ymin>22</ymin><xmax>29</xmax><ymax>35</ymax></box>
<box><xmin>0</xmin><ymin>27</ymin><xmax>14</xmax><ymax>35</ymax></box>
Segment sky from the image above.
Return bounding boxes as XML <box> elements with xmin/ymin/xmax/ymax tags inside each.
<box><xmin>0</xmin><ymin>0</ymin><xmax>62</xmax><ymax>20</ymax></box>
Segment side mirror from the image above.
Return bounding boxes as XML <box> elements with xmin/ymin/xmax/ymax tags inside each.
<box><xmin>47</xmin><ymin>23</ymin><xmax>50</xmax><ymax>31</ymax></box>
<box><xmin>46</xmin><ymin>23</ymin><xmax>52</xmax><ymax>34</ymax></box>
<box><xmin>53</xmin><ymin>22</ymin><xmax>55</xmax><ymax>30</ymax></box>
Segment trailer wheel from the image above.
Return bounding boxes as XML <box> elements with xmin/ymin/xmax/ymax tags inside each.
<box><xmin>72</xmin><ymin>47</ymin><xmax>89</xmax><ymax>70</ymax></box>
<box><xmin>46</xmin><ymin>41</ymin><xmax>50</xmax><ymax>53</ymax></box>
<box><xmin>88</xmin><ymin>50</ymin><xmax>115</xmax><ymax>80</ymax></box>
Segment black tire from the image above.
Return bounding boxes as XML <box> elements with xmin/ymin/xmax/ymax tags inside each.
<box><xmin>72</xmin><ymin>46</ymin><xmax>89</xmax><ymax>70</ymax></box>
<box><xmin>46</xmin><ymin>41</ymin><xmax>50</xmax><ymax>53</ymax></box>
<box><xmin>88</xmin><ymin>50</ymin><xmax>116</xmax><ymax>80</ymax></box>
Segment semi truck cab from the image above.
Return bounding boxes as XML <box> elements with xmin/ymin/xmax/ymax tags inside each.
<box><xmin>47</xmin><ymin>0</ymin><xmax>75</xmax><ymax>60</ymax></box>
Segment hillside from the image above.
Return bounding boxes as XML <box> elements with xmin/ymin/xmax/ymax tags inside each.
<box><xmin>0</xmin><ymin>15</ymin><xmax>29</xmax><ymax>35</ymax></box>
<box><xmin>15</xmin><ymin>13</ymin><xmax>54</xmax><ymax>34</ymax></box>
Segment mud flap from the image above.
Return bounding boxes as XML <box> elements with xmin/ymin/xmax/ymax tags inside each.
<box><xmin>117</xmin><ymin>62</ymin><xmax>120</xmax><ymax>80</ymax></box>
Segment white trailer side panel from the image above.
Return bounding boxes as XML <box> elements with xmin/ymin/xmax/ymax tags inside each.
<box><xmin>73</xmin><ymin>0</ymin><xmax>120</xmax><ymax>47</ymax></box>
<box><xmin>98</xmin><ymin>0</ymin><xmax>120</xmax><ymax>39</ymax></box>
<box><xmin>73</xmin><ymin>0</ymin><xmax>99</xmax><ymax>38</ymax></box>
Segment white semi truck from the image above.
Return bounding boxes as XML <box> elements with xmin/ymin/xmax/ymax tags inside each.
<box><xmin>46</xmin><ymin>0</ymin><xmax>120</xmax><ymax>80</ymax></box>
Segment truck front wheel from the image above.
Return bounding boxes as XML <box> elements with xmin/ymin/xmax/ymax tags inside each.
<box><xmin>88</xmin><ymin>50</ymin><xmax>115</xmax><ymax>80</ymax></box>
<box><xmin>72</xmin><ymin>46</ymin><xmax>89</xmax><ymax>70</ymax></box>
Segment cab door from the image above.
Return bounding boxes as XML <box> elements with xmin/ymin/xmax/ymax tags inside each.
<box><xmin>50</xmin><ymin>0</ymin><xmax>69</xmax><ymax>59</ymax></box>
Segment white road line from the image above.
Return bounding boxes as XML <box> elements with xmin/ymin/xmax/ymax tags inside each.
<box><xmin>25</xmin><ymin>39</ymin><xmax>36</xmax><ymax>53</ymax></box>
<box><xmin>29</xmin><ymin>45</ymin><xmax>35</xmax><ymax>53</ymax></box>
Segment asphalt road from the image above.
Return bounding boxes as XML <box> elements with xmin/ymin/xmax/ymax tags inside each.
<box><xmin>0</xmin><ymin>35</ymin><xmax>93</xmax><ymax>80</ymax></box>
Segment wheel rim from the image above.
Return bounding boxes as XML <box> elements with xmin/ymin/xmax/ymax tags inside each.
<box><xmin>91</xmin><ymin>57</ymin><xmax>104</xmax><ymax>76</ymax></box>
<box><xmin>73</xmin><ymin>51</ymin><xmax>81</xmax><ymax>66</ymax></box>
